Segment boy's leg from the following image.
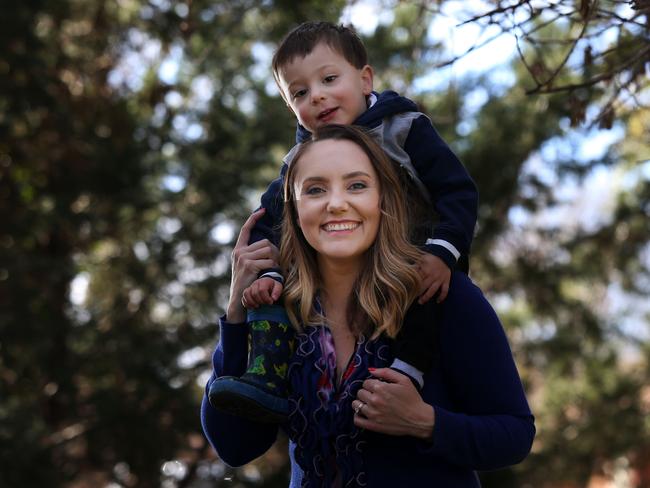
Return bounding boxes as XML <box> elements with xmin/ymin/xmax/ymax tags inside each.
<box><xmin>391</xmin><ymin>301</ymin><xmax>437</xmax><ymax>389</ymax></box>
<box><xmin>209</xmin><ymin>305</ymin><xmax>294</xmax><ymax>423</ymax></box>
<box><xmin>457</xmin><ymin>253</ymin><xmax>469</xmax><ymax>273</ymax></box>
<box><xmin>393</xmin><ymin>262</ymin><xmax>469</xmax><ymax>388</ymax></box>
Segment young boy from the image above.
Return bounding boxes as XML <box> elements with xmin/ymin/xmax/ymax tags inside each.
<box><xmin>209</xmin><ymin>21</ymin><xmax>478</xmax><ymax>423</ymax></box>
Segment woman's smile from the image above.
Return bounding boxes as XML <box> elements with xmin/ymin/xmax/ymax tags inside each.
<box><xmin>322</xmin><ymin>220</ymin><xmax>360</xmax><ymax>232</ymax></box>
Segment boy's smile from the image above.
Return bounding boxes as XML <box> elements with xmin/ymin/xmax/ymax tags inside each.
<box><xmin>317</xmin><ymin>107</ymin><xmax>339</xmax><ymax>123</ymax></box>
<box><xmin>277</xmin><ymin>43</ymin><xmax>374</xmax><ymax>133</ymax></box>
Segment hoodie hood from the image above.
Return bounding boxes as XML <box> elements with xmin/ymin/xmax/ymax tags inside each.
<box><xmin>295</xmin><ymin>90</ymin><xmax>419</xmax><ymax>143</ymax></box>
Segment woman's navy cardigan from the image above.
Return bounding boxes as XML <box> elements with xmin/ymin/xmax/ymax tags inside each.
<box><xmin>201</xmin><ymin>272</ymin><xmax>535</xmax><ymax>487</ymax></box>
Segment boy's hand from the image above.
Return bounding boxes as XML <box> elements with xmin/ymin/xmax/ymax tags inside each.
<box><xmin>242</xmin><ymin>277</ymin><xmax>284</xmax><ymax>309</ymax></box>
<box><xmin>418</xmin><ymin>254</ymin><xmax>451</xmax><ymax>304</ymax></box>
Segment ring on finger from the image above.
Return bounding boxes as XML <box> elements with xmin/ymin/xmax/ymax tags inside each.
<box><xmin>354</xmin><ymin>401</ymin><xmax>365</xmax><ymax>415</ymax></box>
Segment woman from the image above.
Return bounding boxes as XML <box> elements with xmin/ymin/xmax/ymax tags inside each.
<box><xmin>201</xmin><ymin>125</ymin><xmax>535</xmax><ymax>487</ymax></box>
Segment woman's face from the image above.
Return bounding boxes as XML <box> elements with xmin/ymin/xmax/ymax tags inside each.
<box><xmin>292</xmin><ymin>138</ymin><xmax>381</xmax><ymax>268</ymax></box>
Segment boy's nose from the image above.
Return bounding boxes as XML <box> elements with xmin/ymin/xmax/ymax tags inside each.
<box><xmin>310</xmin><ymin>86</ymin><xmax>325</xmax><ymax>104</ymax></box>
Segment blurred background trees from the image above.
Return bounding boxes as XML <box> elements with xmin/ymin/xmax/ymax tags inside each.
<box><xmin>1</xmin><ymin>0</ymin><xmax>648</xmax><ymax>487</ymax></box>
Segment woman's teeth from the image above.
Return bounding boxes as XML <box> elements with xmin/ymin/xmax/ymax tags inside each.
<box><xmin>323</xmin><ymin>222</ymin><xmax>358</xmax><ymax>231</ymax></box>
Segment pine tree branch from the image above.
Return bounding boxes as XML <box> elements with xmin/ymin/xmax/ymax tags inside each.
<box><xmin>526</xmin><ymin>43</ymin><xmax>650</xmax><ymax>94</ymax></box>
<box><xmin>456</xmin><ymin>0</ymin><xmax>534</xmax><ymax>27</ymax></box>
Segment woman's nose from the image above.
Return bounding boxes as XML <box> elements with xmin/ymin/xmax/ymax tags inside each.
<box><xmin>326</xmin><ymin>190</ymin><xmax>348</xmax><ymax>213</ymax></box>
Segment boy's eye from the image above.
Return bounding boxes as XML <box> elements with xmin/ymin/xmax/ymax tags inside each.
<box><xmin>323</xmin><ymin>75</ymin><xmax>337</xmax><ymax>83</ymax></box>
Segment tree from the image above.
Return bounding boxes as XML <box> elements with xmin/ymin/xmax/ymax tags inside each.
<box><xmin>423</xmin><ymin>0</ymin><xmax>650</xmax><ymax>129</ymax></box>
<box><xmin>435</xmin><ymin>17</ymin><xmax>650</xmax><ymax>488</ymax></box>
<box><xmin>0</xmin><ymin>1</ymin><xmax>341</xmax><ymax>486</ymax></box>
<box><xmin>378</xmin><ymin>3</ymin><xmax>650</xmax><ymax>485</ymax></box>
<box><xmin>2</xmin><ymin>0</ymin><xmax>648</xmax><ymax>486</ymax></box>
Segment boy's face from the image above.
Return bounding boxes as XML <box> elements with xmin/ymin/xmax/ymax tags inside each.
<box><xmin>277</xmin><ymin>43</ymin><xmax>374</xmax><ymax>133</ymax></box>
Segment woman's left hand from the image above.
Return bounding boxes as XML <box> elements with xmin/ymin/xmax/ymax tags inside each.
<box><xmin>353</xmin><ymin>368</ymin><xmax>435</xmax><ymax>440</ymax></box>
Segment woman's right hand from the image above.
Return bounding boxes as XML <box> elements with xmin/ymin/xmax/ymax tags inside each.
<box><xmin>353</xmin><ymin>368</ymin><xmax>435</xmax><ymax>440</ymax></box>
<box><xmin>226</xmin><ymin>208</ymin><xmax>280</xmax><ymax>323</ymax></box>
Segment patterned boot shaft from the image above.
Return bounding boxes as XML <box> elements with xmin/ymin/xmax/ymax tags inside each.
<box><xmin>208</xmin><ymin>305</ymin><xmax>295</xmax><ymax>423</ymax></box>
<box><xmin>244</xmin><ymin>306</ymin><xmax>295</xmax><ymax>397</ymax></box>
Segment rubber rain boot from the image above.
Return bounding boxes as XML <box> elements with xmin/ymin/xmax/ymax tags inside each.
<box><xmin>208</xmin><ymin>305</ymin><xmax>294</xmax><ymax>423</ymax></box>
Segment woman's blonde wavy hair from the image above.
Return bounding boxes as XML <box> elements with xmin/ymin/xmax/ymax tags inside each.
<box><xmin>280</xmin><ymin>124</ymin><xmax>424</xmax><ymax>340</ymax></box>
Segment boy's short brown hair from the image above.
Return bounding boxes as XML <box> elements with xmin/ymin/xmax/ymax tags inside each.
<box><xmin>271</xmin><ymin>21</ymin><xmax>369</xmax><ymax>86</ymax></box>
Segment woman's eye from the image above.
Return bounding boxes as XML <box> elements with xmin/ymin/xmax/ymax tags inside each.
<box><xmin>349</xmin><ymin>182</ymin><xmax>367</xmax><ymax>190</ymax></box>
<box><xmin>305</xmin><ymin>186</ymin><xmax>325</xmax><ymax>195</ymax></box>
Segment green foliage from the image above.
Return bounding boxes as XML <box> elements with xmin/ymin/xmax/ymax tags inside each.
<box><xmin>364</xmin><ymin>2</ymin><xmax>438</xmax><ymax>93</ymax></box>
<box><xmin>1</xmin><ymin>1</ymin><xmax>648</xmax><ymax>487</ymax></box>
<box><xmin>0</xmin><ymin>0</ymin><xmax>303</xmax><ymax>485</ymax></box>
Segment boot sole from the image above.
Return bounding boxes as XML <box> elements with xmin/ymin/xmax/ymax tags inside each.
<box><xmin>208</xmin><ymin>377</ymin><xmax>289</xmax><ymax>424</ymax></box>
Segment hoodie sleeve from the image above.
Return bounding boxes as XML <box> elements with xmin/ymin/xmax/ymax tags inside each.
<box><xmin>404</xmin><ymin>115</ymin><xmax>478</xmax><ymax>270</ymax></box>
<box><xmin>247</xmin><ymin>162</ymin><xmax>290</xmax><ymax>281</ymax></box>
<box><xmin>248</xmin><ymin>162</ymin><xmax>288</xmax><ymax>248</ymax></box>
